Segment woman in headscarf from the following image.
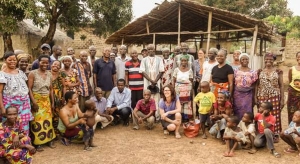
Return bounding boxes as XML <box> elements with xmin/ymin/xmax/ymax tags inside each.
<box><xmin>0</xmin><ymin>51</ymin><xmax>33</xmax><ymax>135</ymax></box>
<box><xmin>60</xmin><ymin>56</ymin><xmax>80</xmax><ymax>94</ymax></box>
<box><xmin>233</xmin><ymin>53</ymin><xmax>258</xmax><ymax>120</ymax></box>
<box><xmin>17</xmin><ymin>53</ymin><xmax>30</xmax><ymax>77</ymax></box>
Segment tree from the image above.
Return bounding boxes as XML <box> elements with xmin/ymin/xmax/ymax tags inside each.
<box><xmin>199</xmin><ymin>0</ymin><xmax>292</xmax><ymax>19</ymax></box>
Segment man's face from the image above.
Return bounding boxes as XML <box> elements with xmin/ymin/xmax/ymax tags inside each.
<box><xmin>41</xmin><ymin>47</ymin><xmax>51</xmax><ymax>55</ymax></box>
<box><xmin>103</xmin><ymin>49</ymin><xmax>111</xmax><ymax>58</ymax></box>
<box><xmin>55</xmin><ymin>46</ymin><xmax>62</xmax><ymax>56</ymax></box>
<box><xmin>119</xmin><ymin>47</ymin><xmax>127</xmax><ymax>55</ymax></box>
<box><xmin>80</xmin><ymin>53</ymin><xmax>88</xmax><ymax>62</ymax></box>
<box><xmin>111</xmin><ymin>47</ymin><xmax>118</xmax><ymax>54</ymax></box>
<box><xmin>117</xmin><ymin>81</ymin><xmax>125</xmax><ymax>93</ymax></box>
<box><xmin>95</xmin><ymin>90</ymin><xmax>103</xmax><ymax>101</ymax></box>
<box><xmin>89</xmin><ymin>48</ymin><xmax>96</xmax><ymax>56</ymax></box>
<box><xmin>67</xmin><ymin>48</ymin><xmax>75</xmax><ymax>56</ymax></box>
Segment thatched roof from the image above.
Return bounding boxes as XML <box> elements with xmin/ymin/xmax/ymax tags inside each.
<box><xmin>105</xmin><ymin>0</ymin><xmax>275</xmax><ymax>44</ymax></box>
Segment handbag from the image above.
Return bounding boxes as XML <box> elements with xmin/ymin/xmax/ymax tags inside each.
<box><xmin>183</xmin><ymin>120</ymin><xmax>200</xmax><ymax>138</ymax></box>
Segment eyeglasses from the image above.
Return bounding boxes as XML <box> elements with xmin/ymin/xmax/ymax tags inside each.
<box><xmin>164</xmin><ymin>90</ymin><xmax>171</xmax><ymax>92</ymax></box>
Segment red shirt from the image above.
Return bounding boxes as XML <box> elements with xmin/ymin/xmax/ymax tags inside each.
<box><xmin>255</xmin><ymin>113</ymin><xmax>276</xmax><ymax>134</ymax></box>
<box><xmin>135</xmin><ymin>99</ymin><xmax>156</xmax><ymax>115</ymax></box>
<box><xmin>125</xmin><ymin>60</ymin><xmax>143</xmax><ymax>90</ymax></box>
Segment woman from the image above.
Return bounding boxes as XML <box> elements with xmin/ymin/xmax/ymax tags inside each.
<box><xmin>211</xmin><ymin>49</ymin><xmax>234</xmax><ymax>98</ymax></box>
<box><xmin>255</xmin><ymin>53</ymin><xmax>284</xmax><ymax>142</ymax></box>
<box><xmin>58</xmin><ymin>91</ymin><xmax>87</xmax><ymax>145</ymax></box>
<box><xmin>287</xmin><ymin>52</ymin><xmax>300</xmax><ymax>124</ymax></box>
<box><xmin>193</xmin><ymin>49</ymin><xmax>206</xmax><ymax>117</ymax></box>
<box><xmin>233</xmin><ymin>53</ymin><xmax>258</xmax><ymax>120</ymax></box>
<box><xmin>173</xmin><ymin>56</ymin><xmax>193</xmax><ymax>121</ymax></box>
<box><xmin>0</xmin><ymin>51</ymin><xmax>33</xmax><ymax>134</ymax></box>
<box><xmin>51</xmin><ymin>60</ymin><xmax>66</xmax><ymax>136</ymax></box>
<box><xmin>28</xmin><ymin>55</ymin><xmax>56</xmax><ymax>151</ymax></box>
<box><xmin>60</xmin><ymin>56</ymin><xmax>80</xmax><ymax>94</ymax></box>
<box><xmin>159</xmin><ymin>85</ymin><xmax>182</xmax><ymax>139</ymax></box>
<box><xmin>17</xmin><ymin>53</ymin><xmax>30</xmax><ymax>77</ymax></box>
<box><xmin>0</xmin><ymin>106</ymin><xmax>36</xmax><ymax>164</ymax></box>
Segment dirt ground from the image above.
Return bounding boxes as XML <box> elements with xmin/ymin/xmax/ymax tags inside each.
<box><xmin>33</xmin><ymin>65</ymin><xmax>300</xmax><ymax>164</ymax></box>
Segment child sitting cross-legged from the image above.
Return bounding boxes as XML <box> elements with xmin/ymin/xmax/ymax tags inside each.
<box><xmin>238</xmin><ymin>112</ymin><xmax>256</xmax><ymax>154</ymax></box>
<box><xmin>280</xmin><ymin>110</ymin><xmax>300</xmax><ymax>155</ymax></box>
<box><xmin>223</xmin><ymin>116</ymin><xmax>245</xmax><ymax>157</ymax></box>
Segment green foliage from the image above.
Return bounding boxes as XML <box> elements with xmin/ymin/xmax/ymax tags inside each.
<box><xmin>265</xmin><ymin>15</ymin><xmax>300</xmax><ymax>38</ymax></box>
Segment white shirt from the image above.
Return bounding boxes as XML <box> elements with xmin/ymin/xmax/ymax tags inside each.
<box><xmin>201</xmin><ymin>60</ymin><xmax>218</xmax><ymax>83</ymax></box>
<box><xmin>115</xmin><ymin>55</ymin><xmax>131</xmax><ymax>80</ymax></box>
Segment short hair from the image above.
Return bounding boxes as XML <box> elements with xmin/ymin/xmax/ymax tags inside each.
<box><xmin>218</xmin><ymin>48</ymin><xmax>228</xmax><ymax>57</ymax></box>
<box><xmin>6</xmin><ymin>106</ymin><xmax>18</xmax><ymax>113</ymax></box>
<box><xmin>117</xmin><ymin>78</ymin><xmax>126</xmax><ymax>85</ymax></box>
<box><xmin>296</xmin><ymin>51</ymin><xmax>300</xmax><ymax>57</ymax></box>
<box><xmin>209</xmin><ymin>48</ymin><xmax>218</xmax><ymax>55</ymax></box>
<box><xmin>3</xmin><ymin>51</ymin><xmax>16</xmax><ymax>60</ymax></box>
<box><xmin>162</xmin><ymin>47</ymin><xmax>170</xmax><ymax>52</ymax></box>
<box><xmin>89</xmin><ymin>45</ymin><xmax>96</xmax><ymax>50</ymax></box>
<box><xmin>80</xmin><ymin>50</ymin><xmax>88</xmax><ymax>55</ymax></box>
<box><xmin>228</xmin><ymin>116</ymin><xmax>239</xmax><ymax>125</ymax></box>
<box><xmin>244</xmin><ymin>112</ymin><xmax>254</xmax><ymax>121</ymax></box>
<box><xmin>65</xmin><ymin>91</ymin><xmax>76</xmax><ymax>102</ymax></box>
<box><xmin>95</xmin><ymin>87</ymin><xmax>102</xmax><ymax>92</ymax></box>
<box><xmin>294</xmin><ymin>79</ymin><xmax>300</xmax><ymax>82</ymax></box>
<box><xmin>38</xmin><ymin>54</ymin><xmax>50</xmax><ymax>62</ymax></box>
<box><xmin>120</xmin><ymin>45</ymin><xmax>127</xmax><ymax>50</ymax></box>
<box><xmin>143</xmin><ymin>89</ymin><xmax>151</xmax><ymax>94</ymax></box>
<box><xmin>262</xmin><ymin>102</ymin><xmax>273</xmax><ymax>111</ymax></box>
<box><xmin>52</xmin><ymin>45</ymin><xmax>58</xmax><ymax>52</ymax></box>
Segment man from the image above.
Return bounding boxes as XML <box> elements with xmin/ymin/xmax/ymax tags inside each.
<box><xmin>115</xmin><ymin>45</ymin><xmax>131</xmax><ymax>80</ymax></box>
<box><xmin>93</xmin><ymin>47</ymin><xmax>116</xmax><ymax>98</ymax></box>
<box><xmin>111</xmin><ymin>46</ymin><xmax>118</xmax><ymax>56</ymax></box>
<box><xmin>110</xmin><ymin>53</ymin><xmax>116</xmax><ymax>62</ymax></box>
<box><xmin>125</xmin><ymin>49</ymin><xmax>144</xmax><ymax>110</ymax></box>
<box><xmin>73</xmin><ymin>50</ymin><xmax>93</xmax><ymax>111</ymax></box>
<box><xmin>132</xmin><ymin>89</ymin><xmax>156</xmax><ymax>130</ymax></box>
<box><xmin>66</xmin><ymin>47</ymin><xmax>78</xmax><ymax>68</ymax></box>
<box><xmin>88</xmin><ymin>46</ymin><xmax>99</xmax><ymax>69</ymax></box>
<box><xmin>199</xmin><ymin>48</ymin><xmax>219</xmax><ymax>84</ymax></box>
<box><xmin>161</xmin><ymin>47</ymin><xmax>174</xmax><ymax>87</ymax></box>
<box><xmin>230</xmin><ymin>50</ymin><xmax>241</xmax><ymax>70</ymax></box>
<box><xmin>106</xmin><ymin>79</ymin><xmax>131</xmax><ymax>126</ymax></box>
<box><xmin>174</xmin><ymin>42</ymin><xmax>195</xmax><ymax>70</ymax></box>
<box><xmin>31</xmin><ymin>44</ymin><xmax>59</xmax><ymax>70</ymax></box>
<box><xmin>141</xmin><ymin>48</ymin><xmax>148</xmax><ymax>58</ymax></box>
<box><xmin>169</xmin><ymin>46</ymin><xmax>181</xmax><ymax>59</ymax></box>
<box><xmin>91</xmin><ymin>87</ymin><xmax>114</xmax><ymax>130</ymax></box>
<box><xmin>139</xmin><ymin>44</ymin><xmax>164</xmax><ymax>120</ymax></box>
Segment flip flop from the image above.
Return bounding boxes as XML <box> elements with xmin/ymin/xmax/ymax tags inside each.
<box><xmin>60</xmin><ymin>138</ymin><xmax>70</xmax><ymax>146</ymax></box>
<box><xmin>271</xmin><ymin>151</ymin><xmax>281</xmax><ymax>158</ymax></box>
<box><xmin>248</xmin><ymin>149</ymin><xmax>257</xmax><ymax>154</ymax></box>
<box><xmin>284</xmin><ymin>147</ymin><xmax>298</xmax><ymax>153</ymax></box>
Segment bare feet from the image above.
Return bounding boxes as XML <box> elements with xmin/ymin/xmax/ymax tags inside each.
<box><xmin>175</xmin><ymin>132</ymin><xmax>181</xmax><ymax>139</ymax></box>
<box><xmin>248</xmin><ymin>148</ymin><xmax>257</xmax><ymax>154</ymax></box>
<box><xmin>164</xmin><ymin>130</ymin><xmax>169</xmax><ymax>135</ymax></box>
<box><xmin>202</xmin><ymin>134</ymin><xmax>207</xmax><ymax>139</ymax></box>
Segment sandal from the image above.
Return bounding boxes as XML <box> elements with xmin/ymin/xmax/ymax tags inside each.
<box><xmin>84</xmin><ymin>146</ymin><xmax>92</xmax><ymax>151</ymax></box>
<box><xmin>248</xmin><ymin>149</ymin><xmax>257</xmax><ymax>154</ymax></box>
<box><xmin>163</xmin><ymin>130</ymin><xmax>169</xmax><ymax>135</ymax></box>
<box><xmin>60</xmin><ymin>138</ymin><xmax>70</xmax><ymax>146</ymax></box>
<box><xmin>175</xmin><ymin>133</ymin><xmax>181</xmax><ymax>139</ymax></box>
<box><xmin>271</xmin><ymin>150</ymin><xmax>281</xmax><ymax>158</ymax></box>
<box><xmin>284</xmin><ymin>147</ymin><xmax>298</xmax><ymax>153</ymax></box>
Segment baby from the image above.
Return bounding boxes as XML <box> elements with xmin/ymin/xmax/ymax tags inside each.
<box><xmin>82</xmin><ymin>100</ymin><xmax>97</xmax><ymax>151</ymax></box>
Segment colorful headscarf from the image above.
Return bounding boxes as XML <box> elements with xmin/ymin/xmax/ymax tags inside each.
<box><xmin>17</xmin><ymin>53</ymin><xmax>29</xmax><ymax>60</ymax></box>
<box><xmin>59</xmin><ymin>55</ymin><xmax>73</xmax><ymax>62</ymax></box>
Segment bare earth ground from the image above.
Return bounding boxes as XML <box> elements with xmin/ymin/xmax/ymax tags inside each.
<box><xmin>33</xmin><ymin>65</ymin><xmax>300</xmax><ymax>164</ymax></box>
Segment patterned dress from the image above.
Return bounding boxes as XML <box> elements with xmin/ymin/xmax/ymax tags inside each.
<box><xmin>0</xmin><ymin>119</ymin><xmax>33</xmax><ymax>164</ymax></box>
<box><xmin>0</xmin><ymin>70</ymin><xmax>33</xmax><ymax>135</ymax></box>
<box><xmin>161</xmin><ymin>58</ymin><xmax>174</xmax><ymax>87</ymax></box>
<box><xmin>62</xmin><ymin>69</ymin><xmax>80</xmax><ymax>94</ymax></box>
<box><xmin>30</xmin><ymin>70</ymin><xmax>56</xmax><ymax>145</ymax></box>
<box><xmin>287</xmin><ymin>66</ymin><xmax>300</xmax><ymax>124</ymax></box>
<box><xmin>233</xmin><ymin>69</ymin><xmax>258</xmax><ymax>120</ymax></box>
<box><xmin>256</xmin><ymin>69</ymin><xmax>283</xmax><ymax>134</ymax></box>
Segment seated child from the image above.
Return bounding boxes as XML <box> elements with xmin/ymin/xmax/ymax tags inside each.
<box><xmin>238</xmin><ymin>112</ymin><xmax>256</xmax><ymax>154</ymax></box>
<box><xmin>209</xmin><ymin>91</ymin><xmax>232</xmax><ymax>143</ymax></box>
<box><xmin>223</xmin><ymin>116</ymin><xmax>244</xmax><ymax>157</ymax></box>
<box><xmin>82</xmin><ymin>100</ymin><xmax>98</xmax><ymax>151</ymax></box>
<box><xmin>280</xmin><ymin>110</ymin><xmax>300</xmax><ymax>155</ymax></box>
<box><xmin>254</xmin><ymin>102</ymin><xmax>280</xmax><ymax>158</ymax></box>
<box><xmin>193</xmin><ymin>81</ymin><xmax>215</xmax><ymax>139</ymax></box>
<box><xmin>0</xmin><ymin>106</ymin><xmax>36</xmax><ymax>163</ymax></box>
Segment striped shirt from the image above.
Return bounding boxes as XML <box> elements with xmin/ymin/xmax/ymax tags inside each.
<box><xmin>125</xmin><ymin>60</ymin><xmax>143</xmax><ymax>90</ymax></box>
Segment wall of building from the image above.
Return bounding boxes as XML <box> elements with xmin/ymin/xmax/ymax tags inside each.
<box><xmin>285</xmin><ymin>38</ymin><xmax>300</xmax><ymax>59</ymax></box>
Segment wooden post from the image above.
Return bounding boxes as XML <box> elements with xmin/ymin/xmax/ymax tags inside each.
<box><xmin>153</xmin><ymin>33</ymin><xmax>156</xmax><ymax>45</ymax></box>
<box><xmin>146</xmin><ymin>21</ymin><xmax>149</xmax><ymax>35</ymax></box>
<box><xmin>250</xmin><ymin>25</ymin><xmax>258</xmax><ymax>56</ymax></box>
<box><xmin>121</xmin><ymin>38</ymin><xmax>124</xmax><ymax>45</ymax></box>
<box><xmin>260</xmin><ymin>38</ymin><xmax>263</xmax><ymax>56</ymax></box>
<box><xmin>206</xmin><ymin>12</ymin><xmax>212</xmax><ymax>55</ymax></box>
<box><xmin>244</xmin><ymin>40</ymin><xmax>247</xmax><ymax>53</ymax></box>
<box><xmin>177</xmin><ymin>4</ymin><xmax>181</xmax><ymax>46</ymax></box>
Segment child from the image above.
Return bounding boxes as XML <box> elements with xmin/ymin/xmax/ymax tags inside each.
<box><xmin>280</xmin><ymin>110</ymin><xmax>300</xmax><ymax>155</ymax></box>
<box><xmin>223</xmin><ymin>116</ymin><xmax>244</xmax><ymax>157</ymax></box>
<box><xmin>238</xmin><ymin>112</ymin><xmax>256</xmax><ymax>154</ymax></box>
<box><xmin>254</xmin><ymin>102</ymin><xmax>280</xmax><ymax>158</ymax></box>
<box><xmin>82</xmin><ymin>100</ymin><xmax>97</xmax><ymax>151</ymax></box>
<box><xmin>209</xmin><ymin>91</ymin><xmax>232</xmax><ymax>143</ymax></box>
<box><xmin>193</xmin><ymin>81</ymin><xmax>215</xmax><ymax>139</ymax></box>
<box><xmin>0</xmin><ymin>106</ymin><xmax>36</xmax><ymax>163</ymax></box>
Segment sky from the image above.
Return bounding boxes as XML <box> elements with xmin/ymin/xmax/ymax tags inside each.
<box><xmin>132</xmin><ymin>0</ymin><xmax>300</xmax><ymax>19</ymax></box>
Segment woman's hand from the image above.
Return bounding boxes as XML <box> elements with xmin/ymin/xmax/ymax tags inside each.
<box><xmin>26</xmin><ymin>145</ymin><xmax>36</xmax><ymax>154</ymax></box>
<box><xmin>12</xmin><ymin>136</ymin><xmax>20</xmax><ymax>148</ymax></box>
<box><xmin>32</xmin><ymin>102</ymin><xmax>39</xmax><ymax>113</ymax></box>
<box><xmin>78</xmin><ymin>118</ymin><xmax>86</xmax><ymax>124</ymax></box>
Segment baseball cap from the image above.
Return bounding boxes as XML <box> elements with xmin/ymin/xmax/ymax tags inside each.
<box><xmin>41</xmin><ymin>43</ymin><xmax>51</xmax><ymax>50</ymax></box>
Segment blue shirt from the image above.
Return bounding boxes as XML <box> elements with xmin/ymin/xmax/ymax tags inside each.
<box><xmin>106</xmin><ymin>87</ymin><xmax>131</xmax><ymax>110</ymax></box>
<box><xmin>31</xmin><ymin>54</ymin><xmax>56</xmax><ymax>70</ymax></box>
<box><xmin>93</xmin><ymin>58</ymin><xmax>116</xmax><ymax>91</ymax></box>
<box><xmin>90</xmin><ymin>96</ymin><xmax>106</xmax><ymax>114</ymax></box>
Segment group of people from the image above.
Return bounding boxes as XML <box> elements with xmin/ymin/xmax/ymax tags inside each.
<box><xmin>0</xmin><ymin>41</ymin><xmax>299</xmax><ymax>163</ymax></box>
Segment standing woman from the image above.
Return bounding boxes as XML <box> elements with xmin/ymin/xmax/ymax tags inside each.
<box><xmin>233</xmin><ymin>53</ymin><xmax>258</xmax><ymax>120</ymax></box>
<box><xmin>193</xmin><ymin>48</ymin><xmax>206</xmax><ymax>117</ymax></box>
<box><xmin>287</xmin><ymin>52</ymin><xmax>300</xmax><ymax>124</ymax></box>
<box><xmin>17</xmin><ymin>53</ymin><xmax>30</xmax><ymax>77</ymax></box>
<box><xmin>60</xmin><ymin>56</ymin><xmax>80</xmax><ymax>94</ymax></box>
<box><xmin>211</xmin><ymin>49</ymin><xmax>234</xmax><ymax>98</ymax></box>
<box><xmin>173</xmin><ymin>56</ymin><xmax>193</xmax><ymax>121</ymax></box>
<box><xmin>28</xmin><ymin>54</ymin><xmax>56</xmax><ymax>151</ymax></box>
<box><xmin>0</xmin><ymin>51</ymin><xmax>33</xmax><ymax>134</ymax></box>
<box><xmin>51</xmin><ymin>60</ymin><xmax>66</xmax><ymax>136</ymax></box>
<box><xmin>255</xmin><ymin>53</ymin><xmax>284</xmax><ymax>142</ymax></box>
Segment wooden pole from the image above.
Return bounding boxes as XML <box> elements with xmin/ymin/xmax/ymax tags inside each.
<box><xmin>121</xmin><ymin>38</ymin><xmax>124</xmax><ymax>45</ymax></box>
<box><xmin>206</xmin><ymin>11</ymin><xmax>212</xmax><ymax>55</ymax></box>
<box><xmin>260</xmin><ymin>38</ymin><xmax>263</xmax><ymax>56</ymax></box>
<box><xmin>244</xmin><ymin>40</ymin><xmax>247</xmax><ymax>53</ymax></box>
<box><xmin>153</xmin><ymin>33</ymin><xmax>156</xmax><ymax>45</ymax></box>
<box><xmin>177</xmin><ymin>4</ymin><xmax>181</xmax><ymax>46</ymax></box>
<box><xmin>250</xmin><ymin>25</ymin><xmax>258</xmax><ymax>56</ymax></box>
<box><xmin>146</xmin><ymin>21</ymin><xmax>149</xmax><ymax>35</ymax></box>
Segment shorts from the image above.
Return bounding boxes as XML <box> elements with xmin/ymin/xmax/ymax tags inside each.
<box><xmin>161</xmin><ymin>114</ymin><xmax>175</xmax><ymax>130</ymax></box>
<box><xmin>199</xmin><ymin>113</ymin><xmax>209</xmax><ymax>123</ymax></box>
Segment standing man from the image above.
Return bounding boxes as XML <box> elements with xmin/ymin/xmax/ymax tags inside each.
<box><xmin>106</xmin><ymin>79</ymin><xmax>131</xmax><ymax>126</ymax></box>
<box><xmin>88</xmin><ymin>46</ymin><xmax>99</xmax><ymax>90</ymax></box>
<box><xmin>141</xmin><ymin>48</ymin><xmax>148</xmax><ymax>58</ymax></box>
<box><xmin>32</xmin><ymin>44</ymin><xmax>60</xmax><ymax>70</ymax></box>
<box><xmin>73</xmin><ymin>50</ymin><xmax>93</xmax><ymax>111</ymax></box>
<box><xmin>125</xmin><ymin>49</ymin><xmax>144</xmax><ymax>110</ymax></box>
<box><xmin>115</xmin><ymin>45</ymin><xmax>131</xmax><ymax>80</ymax></box>
<box><xmin>174</xmin><ymin>42</ymin><xmax>195</xmax><ymax>70</ymax></box>
<box><xmin>93</xmin><ymin>47</ymin><xmax>116</xmax><ymax>98</ymax></box>
<box><xmin>169</xmin><ymin>46</ymin><xmax>181</xmax><ymax>59</ymax></box>
<box><xmin>110</xmin><ymin>53</ymin><xmax>116</xmax><ymax>62</ymax></box>
<box><xmin>111</xmin><ymin>46</ymin><xmax>118</xmax><ymax>56</ymax></box>
<box><xmin>66</xmin><ymin>47</ymin><xmax>78</xmax><ymax>68</ymax></box>
<box><xmin>139</xmin><ymin>44</ymin><xmax>164</xmax><ymax>120</ymax></box>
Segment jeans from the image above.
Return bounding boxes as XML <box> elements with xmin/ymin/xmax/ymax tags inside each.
<box><xmin>112</xmin><ymin>107</ymin><xmax>131</xmax><ymax>123</ymax></box>
<box><xmin>254</xmin><ymin>128</ymin><xmax>274</xmax><ymax>150</ymax></box>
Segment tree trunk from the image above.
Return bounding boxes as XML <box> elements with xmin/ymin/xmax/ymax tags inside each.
<box><xmin>3</xmin><ymin>32</ymin><xmax>14</xmax><ymax>53</ymax></box>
